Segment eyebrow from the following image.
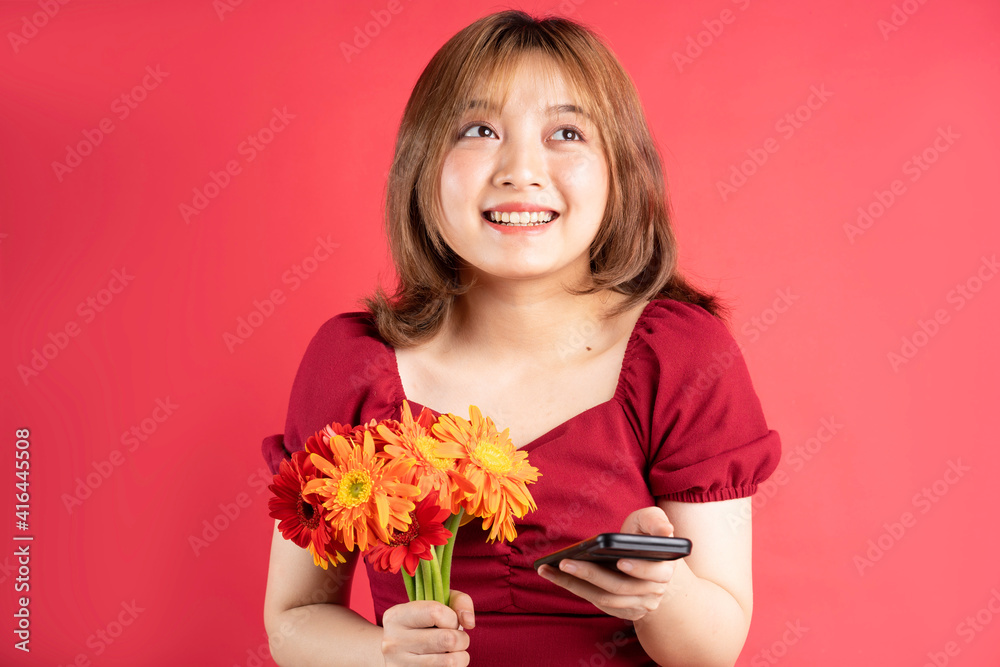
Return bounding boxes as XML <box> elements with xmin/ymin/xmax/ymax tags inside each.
<box><xmin>465</xmin><ymin>99</ymin><xmax>591</xmax><ymax>119</ymax></box>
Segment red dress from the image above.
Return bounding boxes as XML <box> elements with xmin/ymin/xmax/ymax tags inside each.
<box><xmin>262</xmin><ymin>298</ymin><xmax>781</xmax><ymax>666</ymax></box>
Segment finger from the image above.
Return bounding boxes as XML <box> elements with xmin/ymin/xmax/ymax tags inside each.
<box><xmin>623</xmin><ymin>506</ymin><xmax>674</xmax><ymax>537</ymax></box>
<box><xmin>539</xmin><ymin>561</ymin><xmax>665</xmax><ymax>601</ymax></box>
<box><xmin>406</xmin><ymin>650</ymin><xmax>471</xmax><ymax>666</ymax></box>
<box><xmin>381</xmin><ymin>604</ymin><xmax>469</xmax><ymax>660</ymax></box>
<box><xmin>408</xmin><ymin>627</ymin><xmax>471</xmax><ymax>655</ymax></box>
<box><xmin>448</xmin><ymin>589</ymin><xmax>476</xmax><ymax>629</ymax></box>
<box><xmin>615</xmin><ymin>558</ymin><xmax>675</xmax><ymax>584</ymax></box>
<box><xmin>390</xmin><ymin>600</ymin><xmax>460</xmax><ymax>630</ymax></box>
<box><xmin>537</xmin><ymin>563</ymin><xmax>650</xmax><ymax>611</ymax></box>
<box><xmin>557</xmin><ymin>559</ymin><xmax>669</xmax><ymax>597</ymax></box>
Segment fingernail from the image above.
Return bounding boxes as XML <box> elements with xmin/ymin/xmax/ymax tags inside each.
<box><xmin>560</xmin><ymin>561</ymin><xmax>576</xmax><ymax>574</ymax></box>
<box><xmin>619</xmin><ymin>560</ymin><xmax>633</xmax><ymax>572</ymax></box>
<box><xmin>460</xmin><ymin>610</ymin><xmax>475</xmax><ymax>628</ymax></box>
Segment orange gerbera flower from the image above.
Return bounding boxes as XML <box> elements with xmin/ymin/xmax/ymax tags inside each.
<box><xmin>304</xmin><ymin>430</ymin><xmax>420</xmax><ymax>552</ymax></box>
<box><xmin>365</xmin><ymin>496</ymin><xmax>452</xmax><ymax>576</ymax></box>
<box><xmin>347</xmin><ymin>418</ymin><xmax>393</xmax><ymax>449</ymax></box>
<box><xmin>376</xmin><ymin>400</ymin><xmax>475</xmax><ymax>513</ymax></box>
<box><xmin>432</xmin><ymin>405</ymin><xmax>541</xmax><ymax>543</ymax></box>
<box><xmin>268</xmin><ymin>451</ymin><xmax>347</xmax><ymax>569</ymax></box>
<box><xmin>306</xmin><ymin>419</ymin><xmax>390</xmax><ymax>463</ymax></box>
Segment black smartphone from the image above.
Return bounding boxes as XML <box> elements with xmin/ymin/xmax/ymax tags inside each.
<box><xmin>533</xmin><ymin>533</ymin><xmax>692</xmax><ymax>571</ymax></box>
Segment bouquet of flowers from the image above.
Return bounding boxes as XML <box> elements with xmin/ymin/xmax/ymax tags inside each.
<box><xmin>268</xmin><ymin>400</ymin><xmax>541</xmax><ymax>605</ymax></box>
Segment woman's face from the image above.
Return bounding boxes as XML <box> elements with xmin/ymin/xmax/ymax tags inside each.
<box><xmin>437</xmin><ymin>54</ymin><xmax>609</xmax><ymax>288</ymax></box>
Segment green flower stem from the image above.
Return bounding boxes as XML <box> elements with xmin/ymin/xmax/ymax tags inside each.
<box><xmin>440</xmin><ymin>508</ymin><xmax>464</xmax><ymax>603</ymax></box>
<box><xmin>402</xmin><ymin>569</ymin><xmax>415</xmax><ymax>601</ymax></box>
<box><xmin>419</xmin><ymin>558</ymin><xmax>434</xmax><ymax>602</ymax></box>
<box><xmin>414</xmin><ymin>564</ymin><xmax>425</xmax><ymax>600</ymax></box>
<box><xmin>429</xmin><ymin>547</ymin><xmax>445</xmax><ymax>604</ymax></box>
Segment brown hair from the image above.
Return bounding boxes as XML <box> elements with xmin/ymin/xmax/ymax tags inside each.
<box><xmin>361</xmin><ymin>9</ymin><xmax>729</xmax><ymax>348</ymax></box>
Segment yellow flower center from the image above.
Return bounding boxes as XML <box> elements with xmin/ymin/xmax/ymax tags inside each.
<box><xmin>415</xmin><ymin>435</ymin><xmax>454</xmax><ymax>470</ymax></box>
<box><xmin>336</xmin><ymin>469</ymin><xmax>372</xmax><ymax>508</ymax></box>
<box><xmin>472</xmin><ymin>441</ymin><xmax>512</xmax><ymax>475</ymax></box>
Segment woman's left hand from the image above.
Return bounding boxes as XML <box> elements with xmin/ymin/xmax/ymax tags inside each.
<box><xmin>536</xmin><ymin>506</ymin><xmax>677</xmax><ymax>622</ymax></box>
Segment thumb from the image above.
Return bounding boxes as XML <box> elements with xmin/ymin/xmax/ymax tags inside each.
<box><xmin>623</xmin><ymin>506</ymin><xmax>674</xmax><ymax>537</ymax></box>
<box><xmin>448</xmin><ymin>589</ymin><xmax>475</xmax><ymax>629</ymax></box>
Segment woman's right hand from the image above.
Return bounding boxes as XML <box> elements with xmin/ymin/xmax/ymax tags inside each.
<box><xmin>380</xmin><ymin>589</ymin><xmax>476</xmax><ymax>666</ymax></box>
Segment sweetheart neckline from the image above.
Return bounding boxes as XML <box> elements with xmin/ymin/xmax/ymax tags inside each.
<box><xmin>384</xmin><ymin>299</ymin><xmax>655</xmax><ymax>451</ymax></box>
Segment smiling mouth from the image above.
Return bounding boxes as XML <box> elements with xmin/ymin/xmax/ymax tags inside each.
<box><xmin>482</xmin><ymin>211</ymin><xmax>558</xmax><ymax>226</ymax></box>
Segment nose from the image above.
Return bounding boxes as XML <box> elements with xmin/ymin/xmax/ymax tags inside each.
<box><xmin>491</xmin><ymin>135</ymin><xmax>548</xmax><ymax>190</ymax></box>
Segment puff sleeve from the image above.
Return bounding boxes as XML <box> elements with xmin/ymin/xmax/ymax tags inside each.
<box><xmin>629</xmin><ymin>301</ymin><xmax>781</xmax><ymax>502</ymax></box>
<box><xmin>260</xmin><ymin>314</ymin><xmax>372</xmax><ymax>476</ymax></box>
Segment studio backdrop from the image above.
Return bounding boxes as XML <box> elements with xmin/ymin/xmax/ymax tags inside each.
<box><xmin>2</xmin><ymin>1</ymin><xmax>998</xmax><ymax>665</ymax></box>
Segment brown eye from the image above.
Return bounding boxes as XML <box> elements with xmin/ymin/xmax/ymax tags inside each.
<box><xmin>461</xmin><ymin>124</ymin><xmax>497</xmax><ymax>139</ymax></box>
<box><xmin>552</xmin><ymin>127</ymin><xmax>583</xmax><ymax>142</ymax></box>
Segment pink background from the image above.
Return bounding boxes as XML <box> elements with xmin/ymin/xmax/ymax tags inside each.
<box><xmin>2</xmin><ymin>1</ymin><xmax>998</xmax><ymax>665</ymax></box>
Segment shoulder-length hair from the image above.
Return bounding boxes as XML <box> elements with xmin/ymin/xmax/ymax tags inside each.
<box><xmin>361</xmin><ymin>9</ymin><xmax>729</xmax><ymax>348</ymax></box>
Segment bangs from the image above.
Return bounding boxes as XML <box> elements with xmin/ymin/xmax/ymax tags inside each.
<box><xmin>440</xmin><ymin>44</ymin><xmax>605</xmax><ymax>148</ymax></box>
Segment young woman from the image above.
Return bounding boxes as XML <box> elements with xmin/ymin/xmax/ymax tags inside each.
<box><xmin>262</xmin><ymin>10</ymin><xmax>780</xmax><ymax>666</ymax></box>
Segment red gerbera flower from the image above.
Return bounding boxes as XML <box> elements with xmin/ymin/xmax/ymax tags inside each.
<box><xmin>306</xmin><ymin>419</ymin><xmax>393</xmax><ymax>463</ymax></box>
<box><xmin>365</xmin><ymin>497</ymin><xmax>452</xmax><ymax>576</ymax></box>
<box><xmin>353</xmin><ymin>418</ymin><xmax>393</xmax><ymax>450</ymax></box>
<box><xmin>268</xmin><ymin>450</ymin><xmax>347</xmax><ymax>569</ymax></box>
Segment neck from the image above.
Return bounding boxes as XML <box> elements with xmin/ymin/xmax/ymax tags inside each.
<box><xmin>442</xmin><ymin>273</ymin><xmax>624</xmax><ymax>363</ymax></box>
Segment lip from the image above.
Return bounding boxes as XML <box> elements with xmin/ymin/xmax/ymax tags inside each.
<box><xmin>482</xmin><ymin>210</ymin><xmax>558</xmax><ymax>235</ymax></box>
<box><xmin>483</xmin><ymin>201</ymin><xmax>558</xmax><ymax>214</ymax></box>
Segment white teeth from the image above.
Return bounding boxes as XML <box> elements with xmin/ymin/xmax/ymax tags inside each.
<box><xmin>486</xmin><ymin>210</ymin><xmax>555</xmax><ymax>225</ymax></box>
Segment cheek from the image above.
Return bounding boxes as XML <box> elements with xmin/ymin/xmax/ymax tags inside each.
<box><xmin>439</xmin><ymin>156</ymin><xmax>463</xmax><ymax>204</ymax></box>
<box><xmin>441</xmin><ymin>151</ymin><xmax>489</xmax><ymax>194</ymax></box>
<box><xmin>437</xmin><ymin>157</ymin><xmax>480</xmax><ymax>251</ymax></box>
<box><xmin>558</xmin><ymin>153</ymin><xmax>608</xmax><ymax>202</ymax></box>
